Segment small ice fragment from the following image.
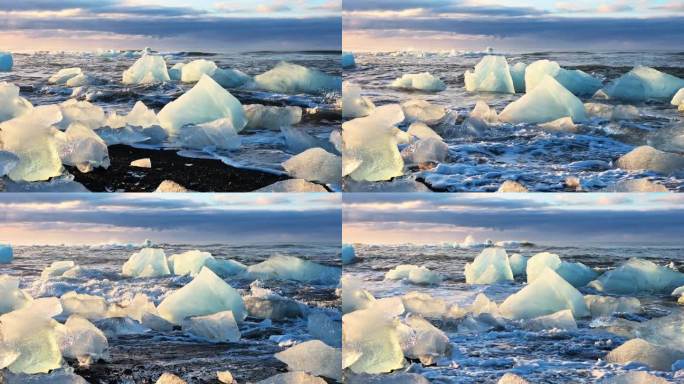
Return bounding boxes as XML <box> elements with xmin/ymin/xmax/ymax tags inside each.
<box><xmin>156</xmin><ymin>372</ymin><xmax>187</xmax><ymax>384</ymax></box>
<box><xmin>142</xmin><ymin>312</ymin><xmax>175</xmax><ymax>332</ymax></box>
<box><xmin>497</xmin><ymin>180</ymin><xmax>528</xmax><ymax>192</ymax></box>
<box><xmin>498</xmin><ymin>373</ymin><xmax>530</xmax><ymax>384</ymax></box>
<box><xmin>342</xmin><ymin>82</ymin><xmax>375</xmax><ymax>119</ymax></box>
<box><xmin>605</xmin><ymin>338</ymin><xmax>683</xmax><ymax>371</ymax></box>
<box><xmin>176</xmin><ymin>117</ymin><xmax>242</xmax><ymax>150</ymax></box>
<box><xmin>465</xmin><ymin>247</ymin><xmax>514</xmax><ymax>284</ymax></box>
<box><xmin>244</xmin><ymin>104</ymin><xmax>302</xmax><ymax>130</ymax></box>
<box><xmin>49</xmin><ymin>68</ymin><xmax>82</xmax><ymax>85</ymax></box>
<box><xmin>584</xmin><ymin>295</ymin><xmax>641</xmax><ymax>318</ymax></box>
<box><xmin>605</xmin><ymin>179</ymin><xmax>668</xmax><ymax>192</ymax></box>
<box><xmin>66</xmin><ymin>73</ymin><xmax>92</xmax><ymax>88</ymax></box>
<box><xmin>275</xmin><ymin>339</ymin><xmax>342</xmax><ymax>381</ymax></box>
<box><xmin>0</xmin><ymin>82</ymin><xmax>32</xmax><ymax>122</ymax></box>
<box><xmin>342</xmin><ymin>244</ymin><xmax>357</xmax><ymax>265</ymax></box>
<box><xmin>180</xmin><ymin>59</ymin><xmax>217</xmax><ymax>83</ymax></box>
<box><xmin>0</xmin><ymin>52</ymin><xmax>13</xmax><ymax>71</ymax></box>
<box><xmin>599</xmin><ymin>371</ymin><xmax>670</xmax><ymax>384</ymax></box>
<box><xmin>603</xmin><ymin>66</ymin><xmax>684</xmax><ymax>101</ymax></box>
<box><xmin>122</xmin><ymin>55</ymin><xmax>170</xmax><ymax>85</ymax></box>
<box><xmin>672</xmin><ymin>88</ymin><xmax>684</xmax><ymax>106</ymax></box>
<box><xmin>245</xmin><ymin>254</ymin><xmax>341</xmax><ymax>284</ymax></box>
<box><xmin>105</xmin><ymin>101</ymin><xmax>159</xmax><ymax>129</ymax></box>
<box><xmin>538</xmin><ymin>116</ymin><xmax>577</xmax><ymax>133</ymax></box>
<box><xmin>342</xmin><ymin>52</ymin><xmax>356</xmax><ymax>68</ymax></box>
<box><xmin>0</xmin><ymin>244</ymin><xmax>13</xmax><ymax>264</ymax></box>
<box><xmin>616</xmin><ymin>145</ymin><xmax>684</xmax><ymax>175</ymax></box>
<box><xmin>155</xmin><ymin>180</ymin><xmax>189</xmax><ymax>192</ymax></box>
<box><xmin>407</xmin><ymin>122</ymin><xmax>443</xmax><ymax>141</ymax></box>
<box><xmin>122</xmin><ymin>248</ymin><xmax>171</xmax><ymax>278</ymax></box>
<box><xmin>401</xmin><ymin>99</ymin><xmax>446</xmax><ymax>125</ymax></box>
<box><xmin>282</xmin><ymin>148</ymin><xmax>341</xmax><ymax>185</ymax></box>
<box><xmin>256</xmin><ymin>179</ymin><xmax>327</xmax><ymax>192</ymax></box>
<box><xmin>217</xmin><ymin>370</ymin><xmax>235</xmax><ymax>384</ymax></box>
<box><xmin>57</xmin><ymin>99</ymin><xmax>106</xmax><ymax>131</ymax></box>
<box><xmin>464</xmin><ymin>56</ymin><xmax>515</xmax><ymax>94</ymax></box>
<box><xmin>255</xmin><ymin>62</ymin><xmax>341</xmax><ymax>94</ymax></box>
<box><xmin>523</xmin><ymin>309</ymin><xmax>577</xmax><ymax>331</ymax></box>
<box><xmin>385</xmin><ymin>264</ymin><xmax>441</xmax><ymax>285</ymax></box>
<box><xmin>130</xmin><ymin>158</ymin><xmax>151</xmax><ymax>168</ymax></box>
<box><xmin>401</xmin><ymin>137</ymin><xmax>448</xmax><ymax>165</ymax></box>
<box><xmin>525</xmin><ymin>59</ymin><xmax>601</xmax><ymax>96</ymax></box>
<box><xmin>391</xmin><ymin>72</ymin><xmax>446</xmax><ymax>92</ymax></box>
<box><xmin>182</xmin><ymin>310</ymin><xmax>241</xmax><ymax>342</ymax></box>
<box><xmin>584</xmin><ymin>103</ymin><xmax>640</xmax><ymax>121</ymax></box>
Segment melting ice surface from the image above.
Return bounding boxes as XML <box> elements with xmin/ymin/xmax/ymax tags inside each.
<box><xmin>0</xmin><ymin>242</ymin><xmax>340</xmax><ymax>382</ymax></box>
<box><xmin>344</xmin><ymin>51</ymin><xmax>684</xmax><ymax>191</ymax></box>
<box><xmin>344</xmin><ymin>242</ymin><xmax>684</xmax><ymax>383</ymax></box>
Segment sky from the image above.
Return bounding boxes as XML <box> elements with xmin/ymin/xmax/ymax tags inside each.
<box><xmin>0</xmin><ymin>194</ymin><xmax>340</xmax><ymax>245</ymax></box>
<box><xmin>343</xmin><ymin>0</ymin><xmax>684</xmax><ymax>52</ymax></box>
<box><xmin>0</xmin><ymin>0</ymin><xmax>341</xmax><ymax>52</ymax></box>
<box><xmin>343</xmin><ymin>193</ymin><xmax>684</xmax><ymax>245</ymax></box>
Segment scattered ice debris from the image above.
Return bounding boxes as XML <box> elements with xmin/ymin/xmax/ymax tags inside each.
<box><xmin>499</xmin><ymin>75</ymin><xmax>587</xmax><ymax>124</ymax></box>
<box><xmin>282</xmin><ymin>147</ymin><xmax>341</xmax><ymax>185</ymax></box>
<box><xmin>182</xmin><ymin>310</ymin><xmax>241</xmax><ymax>342</ymax></box>
<box><xmin>342</xmin><ymin>104</ymin><xmax>405</xmax><ymax>181</ymax></box>
<box><xmin>509</xmin><ymin>62</ymin><xmax>527</xmax><ymax>93</ymax></box>
<box><xmin>616</xmin><ymin>145</ymin><xmax>684</xmax><ymax>175</ymax></box>
<box><xmin>0</xmin><ymin>244</ymin><xmax>13</xmax><ymax>264</ymax></box>
<box><xmin>308</xmin><ymin>311</ymin><xmax>342</xmax><ymax>347</ymax></box>
<box><xmin>256</xmin><ymin>179</ymin><xmax>327</xmax><ymax>192</ymax></box>
<box><xmin>588</xmin><ymin>258</ymin><xmax>684</xmax><ymax>294</ymax></box>
<box><xmin>342</xmin><ymin>82</ymin><xmax>375</xmax><ymax>119</ymax></box>
<box><xmin>122</xmin><ymin>248</ymin><xmax>171</xmax><ymax>278</ymax></box>
<box><xmin>584</xmin><ymin>295</ymin><xmax>641</xmax><ymax>317</ymax></box>
<box><xmin>465</xmin><ymin>247</ymin><xmax>514</xmax><ymax>284</ymax></box>
<box><xmin>497</xmin><ymin>373</ymin><xmax>530</xmax><ymax>384</ymax></box>
<box><xmin>464</xmin><ymin>55</ymin><xmax>515</xmax><ymax>94</ymax></box>
<box><xmin>217</xmin><ymin>370</ymin><xmax>235</xmax><ymax>384</ymax></box>
<box><xmin>525</xmin><ymin>59</ymin><xmax>601</xmax><ymax>96</ymax></box>
<box><xmin>254</xmin><ymin>62</ymin><xmax>341</xmax><ymax>94</ymax></box>
<box><xmin>497</xmin><ymin>180</ymin><xmax>528</xmax><ymax>192</ymax></box>
<box><xmin>245</xmin><ymin>254</ymin><xmax>340</xmax><ymax>284</ymax></box>
<box><xmin>385</xmin><ymin>264</ymin><xmax>441</xmax><ymax>285</ymax></box>
<box><xmin>256</xmin><ymin>372</ymin><xmax>326</xmax><ymax>384</ymax></box>
<box><xmin>55</xmin><ymin>123</ymin><xmax>110</xmax><ymax>172</ymax></box>
<box><xmin>105</xmin><ymin>101</ymin><xmax>159</xmax><ymax>128</ymax></box>
<box><xmin>341</xmin><ymin>276</ymin><xmax>376</xmax><ymax>314</ymax></box>
<box><xmin>342</xmin><ymin>306</ymin><xmax>405</xmax><ymax>374</ymax></box>
<box><xmin>0</xmin><ymin>275</ymin><xmax>31</xmax><ymax>314</ymax></box>
<box><xmin>122</xmin><ymin>54</ymin><xmax>170</xmax><ymax>85</ymax></box>
<box><xmin>156</xmin><ymin>372</ymin><xmax>187</xmax><ymax>384</ymax></box>
<box><xmin>585</xmin><ymin>103</ymin><xmax>640</xmax><ymax>120</ymax></box>
<box><xmin>274</xmin><ymin>339</ymin><xmax>342</xmax><ymax>381</ymax></box>
<box><xmin>499</xmin><ymin>268</ymin><xmax>589</xmax><ymax>319</ymax></box>
<box><xmin>401</xmin><ymin>137</ymin><xmax>448</xmax><ymax>165</ymax></box>
<box><xmin>0</xmin><ymin>82</ymin><xmax>32</xmax><ymax>122</ymax></box>
<box><xmin>158</xmin><ymin>75</ymin><xmax>247</xmax><ymax>136</ymax></box>
<box><xmin>605</xmin><ymin>338</ymin><xmax>684</xmax><ymax>371</ymax></box>
<box><xmin>155</xmin><ymin>180</ymin><xmax>190</xmax><ymax>192</ymax></box>
<box><xmin>538</xmin><ymin>116</ymin><xmax>577</xmax><ymax>133</ymax></box>
<box><xmin>526</xmin><ymin>252</ymin><xmax>597</xmax><ymax>287</ymax></box>
<box><xmin>606</xmin><ymin>179</ymin><xmax>669</xmax><ymax>192</ymax></box>
<box><xmin>599</xmin><ymin>371</ymin><xmax>670</xmax><ymax>384</ymax></box>
<box><xmin>244</xmin><ymin>104</ymin><xmax>302</xmax><ymax>130</ymax></box>
<box><xmin>49</xmin><ymin>68</ymin><xmax>83</xmax><ymax>85</ymax></box>
<box><xmin>59</xmin><ymin>314</ymin><xmax>109</xmax><ymax>364</ymax></box>
<box><xmin>342</xmin><ymin>52</ymin><xmax>356</xmax><ymax>68</ymax></box>
<box><xmin>342</xmin><ymin>244</ymin><xmax>357</xmax><ymax>265</ymax></box>
<box><xmin>244</xmin><ymin>285</ymin><xmax>302</xmax><ymax>320</ymax></box>
<box><xmin>603</xmin><ymin>66</ymin><xmax>684</xmax><ymax>101</ymax></box>
<box><xmin>391</xmin><ymin>72</ymin><xmax>446</xmax><ymax>92</ymax></box>
<box><xmin>0</xmin><ymin>51</ymin><xmax>12</xmax><ymax>71</ymax></box>
<box><xmin>401</xmin><ymin>99</ymin><xmax>447</xmax><ymax>126</ymax></box>
<box><xmin>157</xmin><ymin>267</ymin><xmax>246</xmax><ymax>325</ymax></box>
<box><xmin>130</xmin><ymin>158</ymin><xmax>151</xmax><ymax>168</ymax></box>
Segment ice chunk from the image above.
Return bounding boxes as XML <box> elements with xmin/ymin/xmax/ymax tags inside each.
<box><xmin>212</xmin><ymin>68</ymin><xmax>251</xmax><ymax>88</ymax></box>
<box><xmin>106</xmin><ymin>293</ymin><xmax>157</xmax><ymax>322</ymax></box>
<box><xmin>157</xmin><ymin>267</ymin><xmax>246</xmax><ymax>324</ymax></box>
<box><xmin>510</xmin><ymin>62</ymin><xmax>527</xmax><ymax>93</ymax></box>
<box><xmin>616</xmin><ymin>145</ymin><xmax>684</xmax><ymax>175</ymax></box>
<box><xmin>217</xmin><ymin>371</ymin><xmax>235</xmax><ymax>384</ymax></box>
<box><xmin>66</xmin><ymin>74</ymin><xmax>92</xmax><ymax>88</ymax></box>
<box><xmin>391</xmin><ymin>72</ymin><xmax>446</xmax><ymax>92</ymax></box>
<box><xmin>342</xmin><ymin>244</ymin><xmax>357</xmax><ymax>265</ymax></box>
<box><xmin>397</xmin><ymin>315</ymin><xmax>450</xmax><ymax>365</ymax></box>
<box><xmin>462</xmin><ymin>100</ymin><xmax>499</xmax><ymax>134</ymax></box>
<box><xmin>59</xmin><ymin>315</ymin><xmax>108</xmax><ymax>364</ymax></box>
<box><xmin>60</xmin><ymin>292</ymin><xmax>108</xmax><ymax>320</ymax></box>
<box><xmin>57</xmin><ymin>99</ymin><xmax>106</xmax><ymax>131</ymax></box>
<box><xmin>588</xmin><ymin>258</ymin><xmax>684</xmax><ymax>294</ymax></box>
<box><xmin>600</xmin><ymin>371</ymin><xmax>670</xmax><ymax>384</ymax></box>
<box><xmin>523</xmin><ymin>309</ymin><xmax>577</xmax><ymax>331</ymax></box>
<box><xmin>180</xmin><ymin>59</ymin><xmax>217</xmax><ymax>83</ymax></box>
<box><xmin>342</xmin><ymin>276</ymin><xmax>376</xmax><ymax>313</ymax></box>
<box><xmin>525</xmin><ymin>59</ymin><xmax>601</xmax><ymax>96</ymax></box>
<box><xmin>401</xmin><ymin>137</ymin><xmax>448</xmax><ymax>165</ymax></box>
<box><xmin>342</xmin><ymin>82</ymin><xmax>375</xmax><ymax>119</ymax></box>
<box><xmin>1</xmin><ymin>370</ymin><xmax>89</xmax><ymax>384</ymax></box>
<box><xmin>122</xmin><ymin>248</ymin><xmax>171</xmax><ymax>278</ymax></box>
<box><xmin>244</xmin><ymin>285</ymin><xmax>302</xmax><ymax>320</ymax></box>
<box><xmin>142</xmin><ymin>312</ymin><xmax>175</xmax><ymax>332</ymax></box>
<box><xmin>0</xmin><ymin>150</ymin><xmax>20</xmax><ymax>177</ymax></box>
<box><xmin>407</xmin><ymin>122</ymin><xmax>443</xmax><ymax>141</ymax></box>
<box><xmin>606</xmin><ymin>338</ymin><xmax>683</xmax><ymax>371</ymax></box>
<box><xmin>499</xmin><ymin>268</ymin><xmax>589</xmax><ymax>319</ymax></box>
<box><xmin>603</xmin><ymin>66</ymin><xmax>684</xmax><ymax>101</ymax></box>
<box><xmin>203</xmin><ymin>258</ymin><xmax>246</xmax><ymax>278</ymax></box>
<box><xmin>0</xmin><ymin>82</ymin><xmax>32</xmax><ymax>122</ymax></box>
<box><xmin>0</xmin><ymin>52</ymin><xmax>12</xmax><ymax>71</ymax></box>
<box><xmin>672</xmin><ymin>88</ymin><xmax>684</xmax><ymax>106</ymax></box>
<box><xmin>275</xmin><ymin>340</ymin><xmax>341</xmax><ymax>380</ymax></box>
<box><xmin>508</xmin><ymin>253</ymin><xmax>527</xmax><ymax>277</ymax></box>
<box><xmin>606</xmin><ymin>179</ymin><xmax>668</xmax><ymax>192</ymax></box>
<box><xmin>0</xmin><ymin>305</ymin><xmax>62</xmax><ymax>374</ymax></box>
<box><xmin>499</xmin><ymin>76</ymin><xmax>587</xmax><ymax>124</ymax></box>
<box><xmin>465</xmin><ymin>247</ymin><xmax>515</xmax><ymax>284</ymax></box>
<box><xmin>401</xmin><ymin>99</ymin><xmax>446</xmax><ymax>125</ymax></box>
<box><xmin>469</xmin><ymin>293</ymin><xmax>500</xmax><ymax>316</ymax></box>
<box><xmin>256</xmin><ymin>372</ymin><xmax>326</xmax><ymax>384</ymax></box>
<box><xmin>122</xmin><ymin>55</ymin><xmax>170</xmax><ymax>85</ymax></box>
<box><xmin>346</xmin><ymin>373</ymin><xmax>431</xmax><ymax>384</ymax></box>
<box><xmin>308</xmin><ymin>311</ymin><xmax>342</xmax><ymax>347</ymax></box>
<box><xmin>156</xmin><ymin>373</ymin><xmax>187</xmax><ymax>384</ymax></box>
<box><xmin>401</xmin><ymin>291</ymin><xmax>447</xmax><ymax>319</ymax></box>
<box><xmin>498</xmin><ymin>373</ymin><xmax>530</xmax><ymax>384</ymax></box>
<box><xmin>176</xmin><ymin>117</ymin><xmax>242</xmax><ymax>150</ymax></box>
<box><xmin>497</xmin><ymin>180</ymin><xmax>528</xmax><ymax>192</ymax></box>
<box><xmin>584</xmin><ymin>295</ymin><xmax>641</xmax><ymax>317</ymax></box>
<box><xmin>257</xmin><ymin>179</ymin><xmax>327</xmax><ymax>192</ymax></box>
<box><xmin>55</xmin><ymin>123</ymin><xmax>110</xmax><ymax>172</ymax></box>
<box><xmin>342</xmin><ymin>104</ymin><xmax>405</xmax><ymax>181</ymax></box>
<box><xmin>538</xmin><ymin>117</ymin><xmax>577</xmax><ymax>133</ymax></box>
<box><xmin>158</xmin><ymin>75</ymin><xmax>247</xmax><ymax>136</ymax></box>
<box><xmin>0</xmin><ymin>244</ymin><xmax>13</xmax><ymax>264</ymax></box>
<box><xmin>168</xmin><ymin>250</ymin><xmax>214</xmax><ymax>277</ymax></box>
<box><xmin>255</xmin><ymin>62</ymin><xmax>341</xmax><ymax>94</ymax></box>
<box><xmin>0</xmin><ymin>275</ymin><xmax>32</xmax><ymax>314</ymax></box>
<box><xmin>244</xmin><ymin>104</ymin><xmax>302</xmax><ymax>130</ymax></box>
<box><xmin>464</xmin><ymin>56</ymin><xmax>515</xmax><ymax>94</ymax></box>
<box><xmin>343</xmin><ymin>307</ymin><xmax>404</xmax><ymax>374</ymax></box>
<box><xmin>342</xmin><ymin>52</ymin><xmax>356</xmax><ymax>68</ymax></box>
<box><xmin>41</xmin><ymin>261</ymin><xmax>76</xmax><ymax>280</ymax></box>
<box><xmin>282</xmin><ymin>148</ymin><xmax>341</xmax><ymax>185</ymax></box>
<box><xmin>280</xmin><ymin>126</ymin><xmax>332</xmax><ymax>154</ymax></box>
<box><xmin>584</xmin><ymin>103</ymin><xmax>640</xmax><ymax>121</ymax></box>
<box><xmin>49</xmin><ymin>68</ymin><xmax>82</xmax><ymax>85</ymax></box>
<box><xmin>168</xmin><ymin>63</ymin><xmax>184</xmax><ymax>81</ymax></box>
<box><xmin>386</xmin><ymin>264</ymin><xmax>441</xmax><ymax>285</ymax></box>
<box><xmin>154</xmin><ymin>180</ymin><xmax>189</xmax><ymax>192</ymax></box>
<box><xmin>105</xmin><ymin>101</ymin><xmax>159</xmax><ymax>128</ymax></box>
<box><xmin>130</xmin><ymin>158</ymin><xmax>151</xmax><ymax>168</ymax></box>
<box><xmin>527</xmin><ymin>252</ymin><xmax>597</xmax><ymax>287</ymax></box>
<box><xmin>246</xmin><ymin>254</ymin><xmax>340</xmax><ymax>284</ymax></box>
<box><xmin>182</xmin><ymin>310</ymin><xmax>241</xmax><ymax>342</ymax></box>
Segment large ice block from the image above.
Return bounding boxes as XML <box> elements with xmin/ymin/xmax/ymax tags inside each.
<box><xmin>274</xmin><ymin>340</ymin><xmax>342</xmax><ymax>381</ymax></box>
<box><xmin>616</xmin><ymin>145</ymin><xmax>684</xmax><ymax>175</ymax></box>
<box><xmin>60</xmin><ymin>291</ymin><xmax>108</xmax><ymax>320</ymax></box>
<box><xmin>181</xmin><ymin>310</ymin><xmax>241</xmax><ymax>342</ymax></box>
<box><xmin>526</xmin><ymin>252</ymin><xmax>596</xmax><ymax>287</ymax></box>
<box><xmin>168</xmin><ymin>250</ymin><xmax>214</xmax><ymax>277</ymax></box>
<box><xmin>342</xmin><ymin>52</ymin><xmax>356</xmax><ymax>68</ymax></box>
<box><xmin>343</xmin><ymin>307</ymin><xmax>405</xmax><ymax>374</ymax></box>
<box><xmin>341</xmin><ymin>276</ymin><xmax>376</xmax><ymax>314</ymax></box>
<box><xmin>525</xmin><ymin>59</ymin><xmax>601</xmax><ymax>96</ymax></box>
<box><xmin>588</xmin><ymin>258</ymin><xmax>684</xmax><ymax>294</ymax></box>
<box><xmin>0</xmin><ymin>82</ymin><xmax>32</xmax><ymax>122</ymax></box>
<box><xmin>464</xmin><ymin>56</ymin><xmax>515</xmax><ymax>94</ymax></box>
<box><xmin>499</xmin><ymin>76</ymin><xmax>587</xmax><ymax>124</ymax></box>
<box><xmin>282</xmin><ymin>148</ymin><xmax>341</xmax><ymax>185</ymax></box>
<box><xmin>254</xmin><ymin>62</ymin><xmax>341</xmax><ymax>94</ymax></box>
<box><xmin>180</xmin><ymin>59</ymin><xmax>217</xmax><ymax>83</ymax></box>
<box><xmin>122</xmin><ymin>55</ymin><xmax>170</xmax><ymax>85</ymax></box>
<box><xmin>397</xmin><ymin>315</ymin><xmax>450</xmax><ymax>364</ymax></box>
<box><xmin>244</xmin><ymin>104</ymin><xmax>302</xmax><ymax>130</ymax></box>
<box><xmin>401</xmin><ymin>99</ymin><xmax>446</xmax><ymax>126</ymax></box>
<box><xmin>122</xmin><ymin>248</ymin><xmax>171</xmax><ymax>278</ymax></box>
<box><xmin>605</xmin><ymin>338</ymin><xmax>683</xmax><ymax>371</ymax></box>
<box><xmin>59</xmin><ymin>315</ymin><xmax>108</xmax><ymax>364</ymax></box>
<box><xmin>391</xmin><ymin>72</ymin><xmax>446</xmax><ymax>92</ymax></box>
<box><xmin>245</xmin><ymin>254</ymin><xmax>340</xmax><ymax>284</ymax></box>
<box><xmin>0</xmin><ymin>52</ymin><xmax>12</xmax><ymax>71</ymax></box>
<box><xmin>49</xmin><ymin>68</ymin><xmax>82</xmax><ymax>85</ymax></box>
<box><xmin>0</xmin><ymin>244</ymin><xmax>13</xmax><ymax>264</ymax></box>
<box><xmin>465</xmin><ymin>247</ymin><xmax>514</xmax><ymax>284</ymax></box>
<box><xmin>342</xmin><ymin>82</ymin><xmax>375</xmax><ymax>119</ymax></box>
<box><xmin>603</xmin><ymin>66</ymin><xmax>684</xmax><ymax>101</ymax></box>
<box><xmin>56</xmin><ymin>123</ymin><xmax>110</xmax><ymax>173</ymax></box>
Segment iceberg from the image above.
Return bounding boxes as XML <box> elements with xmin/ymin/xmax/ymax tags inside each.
<box><xmin>245</xmin><ymin>254</ymin><xmax>341</xmax><ymax>284</ymax></box>
<box><xmin>510</xmin><ymin>62</ymin><xmax>527</xmax><ymax>93</ymax></box>
<box><xmin>0</xmin><ymin>82</ymin><xmax>32</xmax><ymax>122</ymax></box>
<box><xmin>603</xmin><ymin>66</ymin><xmax>684</xmax><ymax>101</ymax></box>
<box><xmin>158</xmin><ymin>75</ymin><xmax>247</xmax><ymax>136</ymax></box>
<box><xmin>526</xmin><ymin>252</ymin><xmax>597</xmax><ymax>287</ymax></box>
<box><xmin>244</xmin><ymin>104</ymin><xmax>302</xmax><ymax>130</ymax></box>
<box><xmin>157</xmin><ymin>267</ymin><xmax>246</xmax><ymax>324</ymax></box>
<box><xmin>588</xmin><ymin>258</ymin><xmax>684</xmax><ymax>294</ymax></box>
<box><xmin>508</xmin><ymin>253</ymin><xmax>527</xmax><ymax>277</ymax></box>
<box><xmin>342</xmin><ymin>52</ymin><xmax>356</xmax><ymax>68</ymax></box>
<box><xmin>343</xmin><ymin>307</ymin><xmax>405</xmax><ymax>374</ymax></box>
<box><xmin>60</xmin><ymin>291</ymin><xmax>108</xmax><ymax>320</ymax></box>
<box><xmin>464</xmin><ymin>56</ymin><xmax>515</xmax><ymax>94</ymax></box>
<box><xmin>0</xmin><ymin>244</ymin><xmax>13</xmax><ymax>264</ymax></box>
<box><xmin>307</xmin><ymin>311</ymin><xmax>342</xmax><ymax>347</ymax></box>
<box><xmin>342</xmin><ymin>82</ymin><xmax>375</xmax><ymax>119</ymax></box>
<box><xmin>584</xmin><ymin>295</ymin><xmax>641</xmax><ymax>318</ymax></box>
<box><xmin>243</xmin><ymin>286</ymin><xmax>302</xmax><ymax>320</ymax></box>
<box><xmin>181</xmin><ymin>310</ymin><xmax>241</xmax><ymax>342</ymax></box>
<box><xmin>0</xmin><ymin>275</ymin><xmax>32</xmax><ymax>314</ymax></box>
<box><xmin>499</xmin><ymin>268</ymin><xmax>589</xmax><ymax>319</ymax></box>
<box><xmin>616</xmin><ymin>145</ymin><xmax>684</xmax><ymax>175</ymax></box>
<box><xmin>401</xmin><ymin>291</ymin><xmax>448</xmax><ymax>319</ymax></box>
<box><xmin>341</xmin><ymin>276</ymin><xmax>376</xmax><ymax>314</ymax></box>
<box><xmin>397</xmin><ymin>315</ymin><xmax>451</xmax><ymax>365</ymax></box>
<box><xmin>499</xmin><ymin>75</ymin><xmax>587</xmax><ymax>124</ymax></box>
<box><xmin>282</xmin><ymin>148</ymin><xmax>341</xmax><ymax>185</ymax></box>
<box><xmin>0</xmin><ymin>51</ymin><xmax>12</xmax><ymax>71</ymax></box>
<box><xmin>48</xmin><ymin>68</ymin><xmax>82</xmax><ymax>85</ymax></box>
<box><xmin>525</xmin><ymin>59</ymin><xmax>601</xmax><ymax>96</ymax></box>
<box><xmin>605</xmin><ymin>338</ymin><xmax>683</xmax><ymax>371</ymax></box>
<box><xmin>40</xmin><ymin>260</ymin><xmax>77</xmax><ymax>280</ymax></box>
<box><xmin>122</xmin><ymin>248</ymin><xmax>171</xmax><ymax>278</ymax></box>
<box><xmin>105</xmin><ymin>101</ymin><xmax>159</xmax><ymax>129</ymax></box>
<box><xmin>254</xmin><ymin>62</ymin><xmax>341</xmax><ymax>94</ymax></box>
<box><xmin>175</xmin><ymin>117</ymin><xmax>241</xmax><ymax>150</ymax></box>
<box><xmin>55</xmin><ymin>123</ymin><xmax>110</xmax><ymax>173</ymax></box>
<box><xmin>168</xmin><ymin>250</ymin><xmax>214</xmax><ymax>277</ymax></box>
<box><xmin>342</xmin><ymin>244</ymin><xmax>357</xmax><ymax>265</ymax></box>
<box><xmin>59</xmin><ymin>315</ymin><xmax>108</xmax><ymax>364</ymax></box>
<box><xmin>274</xmin><ymin>340</ymin><xmax>342</xmax><ymax>381</ymax></box>
<box><xmin>122</xmin><ymin>55</ymin><xmax>170</xmax><ymax>85</ymax></box>
<box><xmin>401</xmin><ymin>99</ymin><xmax>446</xmax><ymax>126</ymax></box>
<box><xmin>342</xmin><ymin>104</ymin><xmax>405</xmax><ymax>181</ymax></box>
<box><xmin>391</xmin><ymin>72</ymin><xmax>446</xmax><ymax>92</ymax></box>
<box><xmin>256</xmin><ymin>372</ymin><xmax>326</xmax><ymax>384</ymax></box>
<box><xmin>180</xmin><ymin>59</ymin><xmax>217</xmax><ymax>83</ymax></box>
<box><xmin>523</xmin><ymin>309</ymin><xmax>577</xmax><ymax>331</ymax></box>
<box><xmin>465</xmin><ymin>247</ymin><xmax>514</xmax><ymax>284</ymax></box>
